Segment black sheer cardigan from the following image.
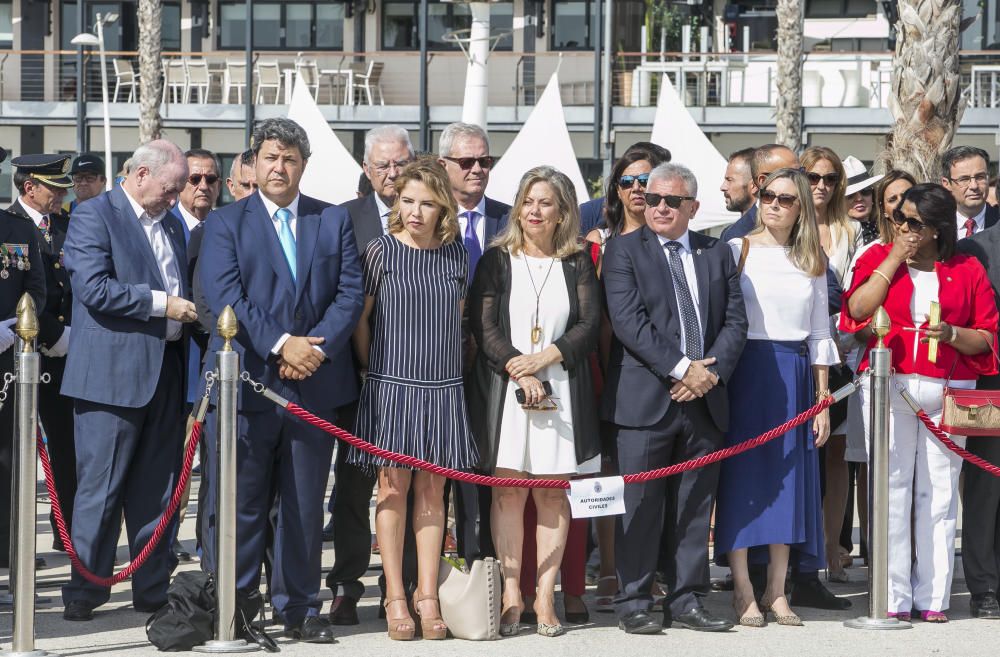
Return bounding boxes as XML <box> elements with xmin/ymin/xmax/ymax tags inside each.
<box><xmin>467</xmin><ymin>246</ymin><xmax>602</xmax><ymax>472</ymax></box>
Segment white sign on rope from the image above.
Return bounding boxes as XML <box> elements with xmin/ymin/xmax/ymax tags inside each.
<box><xmin>567</xmin><ymin>476</ymin><xmax>626</xmax><ymax>518</ymax></box>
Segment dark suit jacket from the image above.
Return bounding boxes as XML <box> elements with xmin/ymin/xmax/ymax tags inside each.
<box><xmin>341</xmin><ymin>194</ymin><xmax>384</xmax><ymax>251</ymax></box>
<box><xmin>720</xmin><ymin>205</ymin><xmax>757</xmax><ymax>242</ymax></box>
<box><xmin>580</xmin><ymin>197</ymin><xmax>606</xmax><ymax>235</ymax></box>
<box><xmin>478</xmin><ymin>197</ymin><xmax>511</xmax><ymax>249</ymax></box>
<box><xmin>0</xmin><ymin>209</ymin><xmax>45</xmax><ymax>320</ymax></box>
<box><xmin>985</xmin><ymin>203</ymin><xmax>999</xmax><ymax>230</ymax></box>
<box><xmin>200</xmin><ymin>192</ymin><xmax>364</xmax><ymax>413</ymax></box>
<box><xmin>601</xmin><ymin>226</ymin><xmax>748</xmax><ymax>430</ymax></box>
<box><xmin>959</xmin><ymin>224</ymin><xmax>1000</xmax><ymax>389</ymax></box>
<box><xmin>61</xmin><ymin>186</ymin><xmax>190</xmax><ymax>407</ymax></box>
<box><xmin>7</xmin><ymin>199</ymin><xmax>70</xmax><ymax>348</ymax></box>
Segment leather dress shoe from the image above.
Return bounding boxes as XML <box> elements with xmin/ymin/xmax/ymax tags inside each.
<box><xmin>172</xmin><ymin>539</ymin><xmax>192</xmax><ymax>563</ymax></box>
<box><xmin>789</xmin><ymin>577</ymin><xmax>851</xmax><ymax>610</ymax></box>
<box><xmin>287</xmin><ymin>616</ymin><xmax>336</xmax><ymax>643</ymax></box>
<box><xmin>971</xmin><ymin>593</ymin><xmax>1000</xmax><ymax>619</ymax></box>
<box><xmin>618</xmin><ymin>610</ymin><xmax>662</xmax><ymax>634</ymax></box>
<box><xmin>668</xmin><ymin>606</ymin><xmax>734</xmax><ymax>632</ymax></box>
<box><xmin>63</xmin><ymin>600</ymin><xmax>95</xmax><ymax>621</ymax></box>
<box><xmin>322</xmin><ymin>516</ymin><xmax>335</xmax><ymax>543</ymax></box>
<box><xmin>328</xmin><ymin>595</ymin><xmax>359</xmax><ymax>625</ymax></box>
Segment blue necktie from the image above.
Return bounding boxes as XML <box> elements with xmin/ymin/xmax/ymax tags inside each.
<box><xmin>276</xmin><ymin>207</ymin><xmax>297</xmax><ymax>281</ymax></box>
<box><xmin>463</xmin><ymin>211</ymin><xmax>482</xmax><ymax>279</ymax></box>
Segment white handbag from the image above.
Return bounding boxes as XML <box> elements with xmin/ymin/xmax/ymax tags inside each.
<box><xmin>436</xmin><ymin>556</ymin><xmax>501</xmax><ymax>640</ymax></box>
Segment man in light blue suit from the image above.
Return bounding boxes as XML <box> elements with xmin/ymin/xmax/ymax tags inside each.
<box><xmin>61</xmin><ymin>140</ymin><xmax>197</xmax><ymax>621</ymax></box>
<box><xmin>199</xmin><ymin>118</ymin><xmax>364</xmax><ymax>643</ymax></box>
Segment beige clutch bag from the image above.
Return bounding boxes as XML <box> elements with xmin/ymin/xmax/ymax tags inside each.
<box><xmin>437</xmin><ymin>556</ymin><xmax>501</xmax><ymax>640</ymax></box>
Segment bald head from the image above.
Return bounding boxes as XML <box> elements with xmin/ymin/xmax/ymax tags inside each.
<box><xmin>752</xmin><ymin>145</ymin><xmax>800</xmax><ymax>189</ymax></box>
<box><xmin>122</xmin><ymin>140</ymin><xmax>189</xmax><ymax>218</ymax></box>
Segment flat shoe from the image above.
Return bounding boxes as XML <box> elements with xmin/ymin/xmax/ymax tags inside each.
<box><xmin>537</xmin><ymin>622</ymin><xmax>566</xmax><ymax>637</ymax></box>
<box><xmin>916</xmin><ymin>610</ymin><xmax>948</xmax><ymax>623</ymax></box>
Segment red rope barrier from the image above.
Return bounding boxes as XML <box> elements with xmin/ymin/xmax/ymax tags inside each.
<box><xmin>283</xmin><ymin>395</ymin><xmax>835</xmax><ymax>488</ymax></box>
<box><xmin>913</xmin><ymin>410</ymin><xmax>1000</xmax><ymax>477</ymax></box>
<box><xmin>38</xmin><ymin>420</ymin><xmax>203</xmax><ymax>587</ymax></box>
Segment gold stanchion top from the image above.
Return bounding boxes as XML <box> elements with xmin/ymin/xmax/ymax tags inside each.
<box><xmin>15</xmin><ymin>293</ymin><xmax>38</xmax><ymax>351</ymax></box>
<box><xmin>872</xmin><ymin>306</ymin><xmax>890</xmax><ymax>350</ymax></box>
<box><xmin>218</xmin><ymin>305</ymin><xmax>238</xmax><ymax>352</ymax></box>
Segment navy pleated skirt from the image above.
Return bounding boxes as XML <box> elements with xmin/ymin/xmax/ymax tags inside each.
<box><xmin>714</xmin><ymin>340</ymin><xmax>826</xmax><ymax>569</ymax></box>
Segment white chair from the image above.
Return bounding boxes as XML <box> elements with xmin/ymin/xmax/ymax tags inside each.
<box><xmin>184</xmin><ymin>59</ymin><xmax>211</xmax><ymax>104</ymax></box>
<box><xmin>222</xmin><ymin>61</ymin><xmax>247</xmax><ymax>104</ymax></box>
<box><xmin>351</xmin><ymin>61</ymin><xmax>384</xmax><ymax>106</ymax></box>
<box><xmin>255</xmin><ymin>61</ymin><xmax>282</xmax><ymax>104</ymax></box>
<box><xmin>294</xmin><ymin>59</ymin><xmax>321</xmax><ymax>100</ymax></box>
<box><xmin>161</xmin><ymin>59</ymin><xmax>186</xmax><ymax>104</ymax></box>
<box><xmin>112</xmin><ymin>58</ymin><xmax>139</xmax><ymax>102</ymax></box>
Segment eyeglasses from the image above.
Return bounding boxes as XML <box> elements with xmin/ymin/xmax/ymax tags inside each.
<box><xmin>188</xmin><ymin>174</ymin><xmax>219</xmax><ymax>186</ymax></box>
<box><xmin>370</xmin><ymin>159</ymin><xmax>414</xmax><ymax>174</ymax></box>
<box><xmin>891</xmin><ymin>210</ymin><xmax>928</xmax><ymax>232</ymax></box>
<box><xmin>643</xmin><ymin>193</ymin><xmax>696</xmax><ymax>209</ymax></box>
<box><xmin>759</xmin><ymin>190</ymin><xmax>798</xmax><ymax>208</ymax></box>
<box><xmin>618</xmin><ymin>173</ymin><xmax>650</xmax><ymax>189</ymax></box>
<box><xmin>947</xmin><ymin>173</ymin><xmax>989</xmax><ymax>188</ymax></box>
<box><xmin>442</xmin><ymin>156</ymin><xmax>494</xmax><ymax>170</ymax></box>
<box><xmin>806</xmin><ymin>172</ymin><xmax>841</xmax><ymax>187</ymax></box>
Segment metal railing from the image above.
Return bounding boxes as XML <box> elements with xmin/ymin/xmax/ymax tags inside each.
<box><xmin>4</xmin><ymin>49</ymin><xmax>1000</xmax><ymax>110</ymax></box>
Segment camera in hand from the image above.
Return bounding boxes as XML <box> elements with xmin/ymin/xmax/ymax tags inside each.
<box><xmin>515</xmin><ymin>380</ymin><xmax>552</xmax><ymax>404</ymax></box>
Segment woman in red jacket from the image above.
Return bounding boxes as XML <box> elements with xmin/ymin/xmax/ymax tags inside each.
<box><xmin>840</xmin><ymin>183</ymin><xmax>998</xmax><ymax>622</ymax></box>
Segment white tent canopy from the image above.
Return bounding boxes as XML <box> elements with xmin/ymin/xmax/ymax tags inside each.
<box><xmin>650</xmin><ymin>74</ymin><xmax>737</xmax><ymax>232</ymax></box>
<box><xmin>486</xmin><ymin>72</ymin><xmax>590</xmax><ymax>207</ymax></box>
<box><xmin>286</xmin><ymin>75</ymin><xmax>363</xmax><ymax>205</ymax></box>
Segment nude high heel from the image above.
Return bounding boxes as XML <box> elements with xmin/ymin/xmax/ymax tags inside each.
<box><xmin>384</xmin><ymin>598</ymin><xmax>416</xmax><ymax>641</ymax></box>
<box><xmin>413</xmin><ymin>594</ymin><xmax>448</xmax><ymax>640</ymax></box>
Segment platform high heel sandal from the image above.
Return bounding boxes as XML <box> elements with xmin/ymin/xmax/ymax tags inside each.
<box><xmin>413</xmin><ymin>594</ymin><xmax>448</xmax><ymax>640</ymax></box>
<box><xmin>384</xmin><ymin>598</ymin><xmax>416</xmax><ymax>641</ymax></box>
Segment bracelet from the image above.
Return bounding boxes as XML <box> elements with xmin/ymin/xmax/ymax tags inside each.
<box><xmin>815</xmin><ymin>389</ymin><xmax>832</xmax><ymax>401</ymax></box>
<box><xmin>871</xmin><ymin>269</ymin><xmax>893</xmax><ymax>286</ymax></box>
<box><xmin>948</xmin><ymin>326</ymin><xmax>960</xmax><ymax>344</ymax></box>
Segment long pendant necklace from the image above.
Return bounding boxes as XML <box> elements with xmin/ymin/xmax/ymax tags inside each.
<box><xmin>524</xmin><ymin>254</ymin><xmax>556</xmax><ymax>345</ymax></box>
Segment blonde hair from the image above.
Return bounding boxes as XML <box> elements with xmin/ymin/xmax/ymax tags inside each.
<box><xmin>386</xmin><ymin>157</ymin><xmax>459</xmax><ymax>244</ymax></box>
<box><xmin>755</xmin><ymin>168</ymin><xmax>828</xmax><ymax>277</ymax></box>
<box><xmin>802</xmin><ymin>146</ymin><xmax>854</xmax><ymax>246</ymax></box>
<box><xmin>491</xmin><ymin>166</ymin><xmax>582</xmax><ymax>259</ymax></box>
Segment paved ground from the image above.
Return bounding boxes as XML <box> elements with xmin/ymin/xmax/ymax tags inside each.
<box><xmin>1</xmin><ymin>474</ymin><xmax>997</xmax><ymax>656</ymax></box>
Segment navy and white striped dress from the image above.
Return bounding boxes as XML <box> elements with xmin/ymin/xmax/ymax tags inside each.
<box><xmin>350</xmin><ymin>233</ymin><xmax>479</xmax><ymax>472</ymax></box>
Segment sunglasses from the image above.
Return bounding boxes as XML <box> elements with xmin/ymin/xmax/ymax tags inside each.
<box><xmin>848</xmin><ymin>188</ymin><xmax>874</xmax><ymax>198</ymax></box>
<box><xmin>618</xmin><ymin>173</ymin><xmax>650</xmax><ymax>189</ymax></box>
<box><xmin>891</xmin><ymin>210</ymin><xmax>928</xmax><ymax>232</ymax></box>
<box><xmin>442</xmin><ymin>156</ymin><xmax>494</xmax><ymax>170</ymax></box>
<box><xmin>188</xmin><ymin>174</ymin><xmax>219</xmax><ymax>186</ymax></box>
<box><xmin>807</xmin><ymin>172</ymin><xmax>841</xmax><ymax>187</ymax></box>
<box><xmin>759</xmin><ymin>190</ymin><xmax>798</xmax><ymax>208</ymax></box>
<box><xmin>643</xmin><ymin>193</ymin><xmax>695</xmax><ymax>209</ymax></box>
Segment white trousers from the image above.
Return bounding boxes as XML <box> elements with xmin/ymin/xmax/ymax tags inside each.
<box><xmin>860</xmin><ymin>373</ymin><xmax>969</xmax><ymax>613</ymax></box>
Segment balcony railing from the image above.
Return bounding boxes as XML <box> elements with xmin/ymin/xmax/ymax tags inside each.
<box><xmin>3</xmin><ymin>49</ymin><xmax>1000</xmax><ymax>110</ymax></box>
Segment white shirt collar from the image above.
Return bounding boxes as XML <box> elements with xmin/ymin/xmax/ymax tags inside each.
<box><xmin>458</xmin><ymin>197</ymin><xmax>487</xmax><ymax>219</ymax></box>
<box><xmin>121</xmin><ymin>186</ymin><xmax>166</xmax><ymax>223</ymax></box>
<box><xmin>259</xmin><ymin>190</ymin><xmax>300</xmax><ymax>221</ymax></box>
<box><xmin>959</xmin><ymin>204</ymin><xmax>987</xmax><ymax>230</ymax></box>
<box><xmin>17</xmin><ymin>197</ymin><xmax>45</xmax><ymax>227</ymax></box>
<box><xmin>656</xmin><ymin>230</ymin><xmax>693</xmax><ymax>253</ymax></box>
<box><xmin>373</xmin><ymin>193</ymin><xmax>391</xmax><ymax>219</ymax></box>
<box><xmin>177</xmin><ymin>202</ymin><xmax>202</xmax><ymax>232</ymax></box>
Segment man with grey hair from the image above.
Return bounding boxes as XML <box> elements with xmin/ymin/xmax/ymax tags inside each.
<box><xmin>343</xmin><ymin>125</ymin><xmax>414</xmax><ymax>250</ymax></box>
<box><xmin>61</xmin><ymin>139</ymin><xmax>198</xmax><ymax>621</ymax></box>
<box><xmin>200</xmin><ymin>117</ymin><xmax>363</xmax><ymax>643</ymax></box>
<box><xmin>603</xmin><ymin>161</ymin><xmax>747</xmax><ymax>634</ymax></box>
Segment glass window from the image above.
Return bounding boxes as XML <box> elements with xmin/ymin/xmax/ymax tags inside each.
<box><xmin>806</xmin><ymin>0</ymin><xmax>874</xmax><ymax>18</ymax></box>
<box><xmin>552</xmin><ymin>0</ymin><xmax>597</xmax><ymax>51</ymax></box>
<box><xmin>162</xmin><ymin>3</ymin><xmax>181</xmax><ymax>51</ymax></box>
<box><xmin>255</xmin><ymin>4</ymin><xmax>282</xmax><ymax>48</ymax></box>
<box><xmin>316</xmin><ymin>3</ymin><xmax>345</xmax><ymax>49</ymax></box>
<box><xmin>0</xmin><ymin>1</ymin><xmax>12</xmax><ymax>48</ymax></box>
<box><xmin>220</xmin><ymin>3</ymin><xmax>246</xmax><ymax>49</ymax></box>
<box><xmin>286</xmin><ymin>4</ymin><xmax>312</xmax><ymax>49</ymax></box>
<box><xmin>383</xmin><ymin>0</ymin><xmax>512</xmax><ymax>51</ymax></box>
<box><xmin>382</xmin><ymin>1</ymin><xmax>418</xmax><ymax>49</ymax></box>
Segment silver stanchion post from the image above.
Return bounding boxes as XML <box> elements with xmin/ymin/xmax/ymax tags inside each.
<box><xmin>845</xmin><ymin>307</ymin><xmax>910</xmax><ymax>630</ymax></box>
<box><xmin>1</xmin><ymin>294</ymin><xmax>58</xmax><ymax>657</ymax></box>
<box><xmin>195</xmin><ymin>306</ymin><xmax>258</xmax><ymax>653</ymax></box>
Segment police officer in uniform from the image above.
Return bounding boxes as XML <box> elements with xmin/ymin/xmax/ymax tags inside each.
<box><xmin>8</xmin><ymin>153</ymin><xmax>76</xmax><ymax>553</ymax></box>
<box><xmin>0</xmin><ymin>147</ymin><xmax>47</xmax><ymax>569</ymax></box>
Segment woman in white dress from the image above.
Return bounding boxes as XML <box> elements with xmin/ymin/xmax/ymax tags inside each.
<box><xmin>468</xmin><ymin>166</ymin><xmax>601</xmax><ymax>637</ymax></box>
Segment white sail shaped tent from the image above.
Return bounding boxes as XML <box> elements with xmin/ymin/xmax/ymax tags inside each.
<box><xmin>486</xmin><ymin>72</ymin><xmax>590</xmax><ymax>207</ymax></box>
<box><xmin>286</xmin><ymin>74</ymin><xmax>363</xmax><ymax>205</ymax></box>
<box><xmin>650</xmin><ymin>74</ymin><xmax>737</xmax><ymax>233</ymax></box>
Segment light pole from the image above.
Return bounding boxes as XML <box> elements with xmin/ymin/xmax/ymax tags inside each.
<box><xmin>71</xmin><ymin>12</ymin><xmax>119</xmax><ymax>191</ymax></box>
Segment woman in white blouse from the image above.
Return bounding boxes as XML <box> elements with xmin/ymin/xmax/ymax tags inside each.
<box><xmin>714</xmin><ymin>168</ymin><xmax>837</xmax><ymax>628</ymax></box>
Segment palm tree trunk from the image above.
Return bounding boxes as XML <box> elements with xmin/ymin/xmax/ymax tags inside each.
<box><xmin>137</xmin><ymin>0</ymin><xmax>163</xmax><ymax>143</ymax></box>
<box><xmin>775</xmin><ymin>0</ymin><xmax>803</xmax><ymax>151</ymax></box>
<box><xmin>877</xmin><ymin>0</ymin><xmax>966</xmax><ymax>181</ymax></box>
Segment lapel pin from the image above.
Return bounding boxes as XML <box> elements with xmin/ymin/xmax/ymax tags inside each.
<box><xmin>696</xmin><ymin>249</ymin><xmax>702</xmax><ymax>255</ymax></box>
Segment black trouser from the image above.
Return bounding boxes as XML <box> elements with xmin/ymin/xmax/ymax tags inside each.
<box><xmin>962</xmin><ymin>437</ymin><xmax>1000</xmax><ymax>596</ymax></box>
<box><xmin>453</xmin><ymin>480</ymin><xmax>495</xmax><ymax>562</ymax></box>
<box><xmin>39</xmin><ymin>356</ymin><xmax>77</xmax><ymax>545</ymax></box>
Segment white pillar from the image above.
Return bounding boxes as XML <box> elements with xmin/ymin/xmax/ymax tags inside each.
<box><xmin>461</xmin><ymin>2</ymin><xmax>491</xmax><ymax>129</ymax></box>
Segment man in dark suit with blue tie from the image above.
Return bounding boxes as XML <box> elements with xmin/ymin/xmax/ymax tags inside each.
<box><xmin>60</xmin><ymin>140</ymin><xmax>197</xmax><ymax>621</ymax></box>
<box><xmin>200</xmin><ymin>118</ymin><xmax>363</xmax><ymax>643</ymax></box>
<box><xmin>438</xmin><ymin>121</ymin><xmax>509</xmax><ymax>564</ymax></box>
<box><xmin>602</xmin><ymin>163</ymin><xmax>747</xmax><ymax>634</ymax></box>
